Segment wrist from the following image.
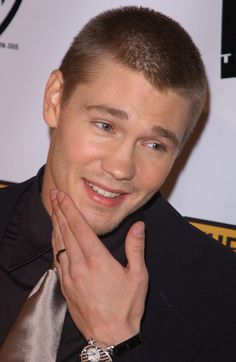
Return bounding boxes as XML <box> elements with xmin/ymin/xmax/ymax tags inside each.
<box><xmin>88</xmin><ymin>323</ymin><xmax>140</xmax><ymax>346</ymax></box>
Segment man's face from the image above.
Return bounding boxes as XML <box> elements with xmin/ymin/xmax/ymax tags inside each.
<box><xmin>43</xmin><ymin>60</ymin><xmax>191</xmax><ymax>234</ymax></box>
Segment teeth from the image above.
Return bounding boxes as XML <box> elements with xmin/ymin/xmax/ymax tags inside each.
<box><xmin>87</xmin><ymin>181</ymin><xmax>121</xmax><ymax>198</ymax></box>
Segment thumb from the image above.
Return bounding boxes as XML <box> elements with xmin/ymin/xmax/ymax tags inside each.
<box><xmin>125</xmin><ymin>221</ymin><xmax>145</xmax><ymax>271</ymax></box>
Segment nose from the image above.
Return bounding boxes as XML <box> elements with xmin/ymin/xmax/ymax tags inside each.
<box><xmin>101</xmin><ymin>142</ymin><xmax>136</xmax><ymax>181</ymax></box>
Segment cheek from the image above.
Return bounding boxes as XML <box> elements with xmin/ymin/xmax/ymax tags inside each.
<box><xmin>138</xmin><ymin>172</ymin><xmax>161</xmax><ymax>194</ymax></box>
<box><xmin>57</xmin><ymin>129</ymin><xmax>100</xmax><ymax>165</ymax></box>
<box><xmin>136</xmin><ymin>158</ymin><xmax>174</xmax><ymax>194</ymax></box>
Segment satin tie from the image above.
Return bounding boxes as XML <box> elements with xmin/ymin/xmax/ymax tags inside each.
<box><xmin>0</xmin><ymin>268</ymin><xmax>66</xmax><ymax>361</ymax></box>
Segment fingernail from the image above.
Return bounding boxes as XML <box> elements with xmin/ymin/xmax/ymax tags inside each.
<box><xmin>50</xmin><ymin>189</ymin><xmax>58</xmax><ymax>200</ymax></box>
<box><xmin>133</xmin><ymin>221</ymin><xmax>145</xmax><ymax>237</ymax></box>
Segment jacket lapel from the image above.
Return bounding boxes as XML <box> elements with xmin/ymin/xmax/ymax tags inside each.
<box><xmin>142</xmin><ymin>193</ymin><xmax>209</xmax><ymax>342</ymax></box>
<box><xmin>0</xmin><ymin>177</ymin><xmax>34</xmax><ymax>244</ymax></box>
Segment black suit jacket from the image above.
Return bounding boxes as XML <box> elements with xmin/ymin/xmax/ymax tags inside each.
<box><xmin>0</xmin><ymin>177</ymin><xmax>236</xmax><ymax>361</ymax></box>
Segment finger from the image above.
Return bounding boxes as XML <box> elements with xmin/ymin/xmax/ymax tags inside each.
<box><xmin>51</xmin><ymin>209</ymin><xmax>64</xmax><ymax>253</ymax></box>
<box><xmin>51</xmin><ymin>208</ymin><xmax>70</xmax><ymax>269</ymax></box>
<box><xmin>52</xmin><ymin>190</ymin><xmax>111</xmax><ymax>260</ymax></box>
<box><xmin>125</xmin><ymin>221</ymin><xmax>146</xmax><ymax>272</ymax></box>
<box><xmin>51</xmin><ymin>230</ymin><xmax>63</xmax><ymax>274</ymax></box>
<box><xmin>51</xmin><ymin>231</ymin><xmax>69</xmax><ymax>297</ymax></box>
<box><xmin>51</xmin><ymin>194</ymin><xmax>84</xmax><ymax>265</ymax></box>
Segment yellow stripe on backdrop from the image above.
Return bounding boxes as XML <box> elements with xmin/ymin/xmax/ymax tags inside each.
<box><xmin>0</xmin><ymin>182</ymin><xmax>12</xmax><ymax>188</ymax></box>
<box><xmin>187</xmin><ymin>217</ymin><xmax>236</xmax><ymax>252</ymax></box>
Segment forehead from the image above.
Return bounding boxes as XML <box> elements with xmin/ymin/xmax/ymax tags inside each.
<box><xmin>65</xmin><ymin>60</ymin><xmax>191</xmax><ymax>143</ymax></box>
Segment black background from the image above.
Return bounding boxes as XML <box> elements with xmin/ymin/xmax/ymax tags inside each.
<box><xmin>221</xmin><ymin>0</ymin><xmax>236</xmax><ymax>78</ymax></box>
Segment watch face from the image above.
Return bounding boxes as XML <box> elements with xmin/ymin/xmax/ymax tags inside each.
<box><xmin>87</xmin><ymin>346</ymin><xmax>100</xmax><ymax>361</ymax></box>
<box><xmin>81</xmin><ymin>343</ymin><xmax>112</xmax><ymax>362</ymax></box>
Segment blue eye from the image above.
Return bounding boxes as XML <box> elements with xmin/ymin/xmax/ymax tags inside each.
<box><xmin>95</xmin><ymin>121</ymin><xmax>112</xmax><ymax>132</ymax></box>
<box><xmin>147</xmin><ymin>142</ymin><xmax>166</xmax><ymax>152</ymax></box>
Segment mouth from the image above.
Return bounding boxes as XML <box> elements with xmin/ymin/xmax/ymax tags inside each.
<box><xmin>82</xmin><ymin>178</ymin><xmax>128</xmax><ymax>207</ymax></box>
<box><xmin>86</xmin><ymin>180</ymin><xmax>122</xmax><ymax>198</ymax></box>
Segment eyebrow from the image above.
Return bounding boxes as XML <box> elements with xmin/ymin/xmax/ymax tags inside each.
<box><xmin>85</xmin><ymin>104</ymin><xmax>128</xmax><ymax>120</ymax></box>
<box><xmin>85</xmin><ymin>104</ymin><xmax>180</xmax><ymax>147</ymax></box>
<box><xmin>151</xmin><ymin>126</ymin><xmax>180</xmax><ymax>147</ymax></box>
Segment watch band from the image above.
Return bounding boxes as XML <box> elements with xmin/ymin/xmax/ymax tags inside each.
<box><xmin>80</xmin><ymin>333</ymin><xmax>142</xmax><ymax>361</ymax></box>
<box><xmin>110</xmin><ymin>332</ymin><xmax>142</xmax><ymax>357</ymax></box>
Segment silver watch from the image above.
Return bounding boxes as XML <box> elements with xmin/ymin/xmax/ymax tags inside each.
<box><xmin>80</xmin><ymin>339</ymin><xmax>113</xmax><ymax>362</ymax></box>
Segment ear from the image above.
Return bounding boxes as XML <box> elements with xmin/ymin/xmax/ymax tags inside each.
<box><xmin>43</xmin><ymin>70</ymin><xmax>64</xmax><ymax>128</ymax></box>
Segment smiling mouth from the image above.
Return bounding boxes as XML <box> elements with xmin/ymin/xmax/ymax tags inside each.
<box><xmin>85</xmin><ymin>180</ymin><xmax>123</xmax><ymax>199</ymax></box>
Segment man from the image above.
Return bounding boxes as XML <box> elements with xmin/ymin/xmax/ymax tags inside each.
<box><xmin>0</xmin><ymin>6</ymin><xmax>235</xmax><ymax>362</ymax></box>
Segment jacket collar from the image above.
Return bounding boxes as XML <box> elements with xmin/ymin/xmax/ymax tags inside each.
<box><xmin>0</xmin><ymin>177</ymin><xmax>33</xmax><ymax>243</ymax></box>
<box><xmin>143</xmin><ymin>192</ymin><xmax>211</xmax><ymax>342</ymax></box>
<box><xmin>144</xmin><ymin>193</ymin><xmax>208</xmax><ymax>269</ymax></box>
<box><xmin>0</xmin><ymin>168</ymin><xmax>52</xmax><ymax>271</ymax></box>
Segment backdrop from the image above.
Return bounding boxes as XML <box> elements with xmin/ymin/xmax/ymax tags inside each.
<box><xmin>0</xmin><ymin>0</ymin><xmax>235</xmax><ymax>250</ymax></box>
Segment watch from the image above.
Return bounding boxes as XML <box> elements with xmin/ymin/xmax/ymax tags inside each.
<box><xmin>80</xmin><ymin>333</ymin><xmax>142</xmax><ymax>361</ymax></box>
<box><xmin>80</xmin><ymin>340</ymin><xmax>112</xmax><ymax>362</ymax></box>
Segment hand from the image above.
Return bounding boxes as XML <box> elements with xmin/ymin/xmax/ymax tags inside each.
<box><xmin>50</xmin><ymin>189</ymin><xmax>148</xmax><ymax>346</ymax></box>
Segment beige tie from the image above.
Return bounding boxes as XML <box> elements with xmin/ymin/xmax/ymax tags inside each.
<box><xmin>0</xmin><ymin>268</ymin><xmax>66</xmax><ymax>361</ymax></box>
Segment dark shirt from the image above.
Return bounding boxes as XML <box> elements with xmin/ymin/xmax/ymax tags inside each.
<box><xmin>0</xmin><ymin>168</ymin><xmax>145</xmax><ymax>361</ymax></box>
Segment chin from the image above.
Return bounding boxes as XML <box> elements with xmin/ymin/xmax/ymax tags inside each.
<box><xmin>91</xmin><ymin>223</ymin><xmax>118</xmax><ymax>236</ymax></box>
<box><xmin>88</xmin><ymin>217</ymin><xmax>123</xmax><ymax>236</ymax></box>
